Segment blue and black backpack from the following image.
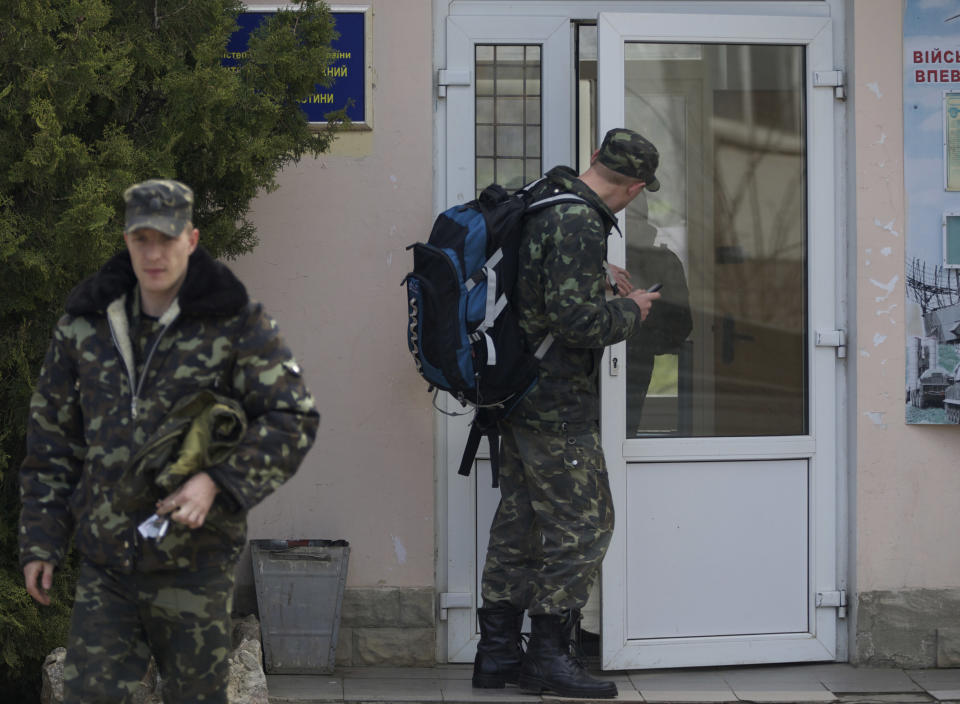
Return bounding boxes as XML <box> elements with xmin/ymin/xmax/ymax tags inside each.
<box><xmin>403</xmin><ymin>180</ymin><xmax>588</xmax><ymax>485</ymax></box>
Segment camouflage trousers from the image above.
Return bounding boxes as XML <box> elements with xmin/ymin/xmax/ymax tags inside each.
<box><xmin>63</xmin><ymin>559</ymin><xmax>235</xmax><ymax>704</ymax></box>
<box><xmin>480</xmin><ymin>422</ymin><xmax>615</xmax><ymax>615</ymax></box>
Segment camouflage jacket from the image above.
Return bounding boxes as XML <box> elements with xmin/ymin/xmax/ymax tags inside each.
<box><xmin>508</xmin><ymin>166</ymin><xmax>643</xmax><ymax>433</ymax></box>
<box><xmin>19</xmin><ymin>247</ymin><xmax>319</xmax><ymax>572</ymax></box>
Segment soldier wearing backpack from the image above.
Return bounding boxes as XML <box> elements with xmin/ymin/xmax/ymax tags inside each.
<box><xmin>473</xmin><ymin>128</ymin><xmax>662</xmax><ymax>699</ymax></box>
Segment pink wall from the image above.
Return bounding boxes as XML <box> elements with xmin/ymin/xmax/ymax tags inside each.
<box><xmin>854</xmin><ymin>0</ymin><xmax>960</xmax><ymax>591</ymax></box>
<box><xmin>230</xmin><ymin>0</ymin><xmax>436</xmax><ymax>587</ymax></box>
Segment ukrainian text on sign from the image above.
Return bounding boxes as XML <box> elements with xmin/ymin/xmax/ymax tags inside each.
<box><xmin>223</xmin><ymin>10</ymin><xmax>365</xmax><ymax>123</ymax></box>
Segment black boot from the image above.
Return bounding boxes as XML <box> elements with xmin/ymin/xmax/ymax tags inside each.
<box><xmin>518</xmin><ymin>611</ymin><xmax>618</xmax><ymax>699</ymax></box>
<box><xmin>472</xmin><ymin>605</ymin><xmax>525</xmax><ymax>688</ymax></box>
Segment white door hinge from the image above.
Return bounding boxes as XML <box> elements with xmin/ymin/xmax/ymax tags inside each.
<box><xmin>437</xmin><ymin>69</ymin><xmax>471</xmax><ymax>98</ymax></box>
<box><xmin>816</xmin><ymin>329</ymin><xmax>847</xmax><ymax>358</ymax></box>
<box><xmin>439</xmin><ymin>592</ymin><xmax>472</xmax><ymax>620</ymax></box>
<box><xmin>813</xmin><ymin>70</ymin><xmax>846</xmax><ymax>101</ymax></box>
<box><xmin>816</xmin><ymin>589</ymin><xmax>847</xmax><ymax>619</ymax></box>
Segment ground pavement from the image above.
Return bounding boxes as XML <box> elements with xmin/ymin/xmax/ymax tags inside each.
<box><xmin>266</xmin><ymin>662</ymin><xmax>960</xmax><ymax>704</ymax></box>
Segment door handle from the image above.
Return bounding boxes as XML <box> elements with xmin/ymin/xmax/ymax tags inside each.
<box><xmin>719</xmin><ymin>314</ymin><xmax>754</xmax><ymax>364</ymax></box>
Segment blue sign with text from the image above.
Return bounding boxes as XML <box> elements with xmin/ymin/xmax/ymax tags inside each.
<box><xmin>224</xmin><ymin>10</ymin><xmax>365</xmax><ymax>123</ymax></box>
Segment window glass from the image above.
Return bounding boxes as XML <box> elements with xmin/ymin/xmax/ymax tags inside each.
<box><xmin>577</xmin><ymin>26</ymin><xmax>808</xmax><ymax>438</ymax></box>
<box><xmin>475</xmin><ymin>44</ymin><xmax>543</xmax><ymax>195</ymax></box>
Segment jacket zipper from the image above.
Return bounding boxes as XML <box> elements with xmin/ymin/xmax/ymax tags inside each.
<box><xmin>110</xmin><ymin>320</ymin><xmax>171</xmax><ymax>420</ymax></box>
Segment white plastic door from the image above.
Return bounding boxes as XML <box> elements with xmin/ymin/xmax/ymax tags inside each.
<box><xmin>597</xmin><ymin>10</ymin><xmax>841</xmax><ymax>669</ymax></box>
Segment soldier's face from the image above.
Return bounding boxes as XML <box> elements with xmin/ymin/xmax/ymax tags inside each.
<box><xmin>124</xmin><ymin>225</ymin><xmax>199</xmax><ymax>304</ymax></box>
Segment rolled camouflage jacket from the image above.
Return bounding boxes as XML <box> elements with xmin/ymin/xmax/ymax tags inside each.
<box><xmin>19</xmin><ymin>247</ymin><xmax>320</xmax><ymax>572</ymax></box>
<box><xmin>507</xmin><ymin>165</ymin><xmax>643</xmax><ymax>433</ymax></box>
<box><xmin>113</xmin><ymin>389</ymin><xmax>247</xmax><ymax>513</ymax></box>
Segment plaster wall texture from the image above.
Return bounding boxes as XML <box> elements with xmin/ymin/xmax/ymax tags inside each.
<box><xmin>230</xmin><ymin>0</ymin><xmax>436</xmax><ymax>589</ymax></box>
<box><xmin>854</xmin><ymin>0</ymin><xmax>960</xmax><ymax>593</ymax></box>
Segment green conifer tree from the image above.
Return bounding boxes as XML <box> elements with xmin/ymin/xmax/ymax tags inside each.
<box><xmin>0</xmin><ymin>0</ymin><xmax>344</xmax><ymax>696</ymax></box>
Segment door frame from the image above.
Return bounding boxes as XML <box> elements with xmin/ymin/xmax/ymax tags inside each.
<box><xmin>432</xmin><ymin>0</ymin><xmax>850</xmax><ymax>667</ymax></box>
<box><xmin>436</xmin><ymin>11</ymin><xmax>576</xmax><ymax>663</ymax></box>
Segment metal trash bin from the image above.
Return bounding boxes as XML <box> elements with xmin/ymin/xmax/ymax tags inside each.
<box><xmin>250</xmin><ymin>539</ymin><xmax>350</xmax><ymax>674</ymax></box>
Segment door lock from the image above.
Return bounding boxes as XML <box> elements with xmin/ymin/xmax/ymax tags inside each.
<box><xmin>610</xmin><ymin>355</ymin><xmax>620</xmax><ymax>376</ymax></box>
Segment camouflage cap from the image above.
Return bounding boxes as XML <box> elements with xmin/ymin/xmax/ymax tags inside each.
<box><xmin>596</xmin><ymin>128</ymin><xmax>661</xmax><ymax>192</ymax></box>
<box><xmin>123</xmin><ymin>179</ymin><xmax>194</xmax><ymax>238</ymax></box>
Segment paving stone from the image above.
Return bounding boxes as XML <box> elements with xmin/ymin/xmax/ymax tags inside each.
<box><xmin>641</xmin><ymin>689</ymin><xmax>737</xmax><ymax>702</ymax></box>
<box><xmin>816</xmin><ymin>665</ymin><xmax>922</xmax><ymax>693</ymax></box>
<box><xmin>337</xmin><ymin>667</ymin><xmax>469</xmax><ymax>680</ymax></box>
<box><xmin>836</xmin><ymin>695</ymin><xmax>934</xmax><ymax>703</ymax></box>
<box><xmin>343</xmin><ymin>677</ymin><xmax>444</xmax><ymax>702</ymax></box>
<box><xmin>440</xmin><ymin>679</ymin><xmax>540</xmax><ymax>702</ymax></box>
<box><xmin>630</xmin><ymin>668</ymin><xmax>737</xmax><ymax>702</ymax></box>
<box><xmin>723</xmin><ymin>670</ymin><xmax>834</xmax><ymax>691</ymax></box>
<box><xmin>540</xmin><ymin>689</ymin><xmax>643</xmax><ymax>702</ymax></box>
<box><xmin>727</xmin><ymin>689</ymin><xmax>836</xmax><ymax>702</ymax></box>
<box><xmin>266</xmin><ymin>674</ymin><xmax>343</xmax><ymax>702</ymax></box>
<box><xmin>717</xmin><ymin>668</ymin><xmax>835</xmax><ymax>703</ymax></box>
<box><xmin>907</xmin><ymin>667</ymin><xmax>960</xmax><ymax>699</ymax></box>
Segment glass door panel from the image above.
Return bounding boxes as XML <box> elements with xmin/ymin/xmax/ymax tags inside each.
<box><xmin>622</xmin><ymin>43</ymin><xmax>808</xmax><ymax>438</ymax></box>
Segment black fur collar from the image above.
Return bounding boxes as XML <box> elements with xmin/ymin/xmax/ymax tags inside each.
<box><xmin>66</xmin><ymin>246</ymin><xmax>249</xmax><ymax>317</ymax></box>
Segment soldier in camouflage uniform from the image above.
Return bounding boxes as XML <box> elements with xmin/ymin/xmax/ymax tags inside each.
<box><xmin>19</xmin><ymin>179</ymin><xmax>319</xmax><ymax>703</ymax></box>
<box><xmin>472</xmin><ymin>129</ymin><xmax>662</xmax><ymax>699</ymax></box>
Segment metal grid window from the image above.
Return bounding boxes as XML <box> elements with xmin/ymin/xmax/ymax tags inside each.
<box><xmin>475</xmin><ymin>45</ymin><xmax>542</xmax><ymax>195</ymax></box>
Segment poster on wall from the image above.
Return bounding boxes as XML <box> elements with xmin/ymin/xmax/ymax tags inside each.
<box><xmin>904</xmin><ymin>1</ymin><xmax>960</xmax><ymax>423</ymax></box>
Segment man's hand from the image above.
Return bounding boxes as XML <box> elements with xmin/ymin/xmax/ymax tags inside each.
<box><xmin>626</xmin><ymin>287</ymin><xmax>662</xmax><ymax>321</ymax></box>
<box><xmin>156</xmin><ymin>472</ymin><xmax>221</xmax><ymax>529</ymax></box>
<box><xmin>24</xmin><ymin>560</ymin><xmax>55</xmax><ymax>606</ymax></box>
<box><xmin>606</xmin><ymin>262</ymin><xmax>634</xmax><ymax>295</ymax></box>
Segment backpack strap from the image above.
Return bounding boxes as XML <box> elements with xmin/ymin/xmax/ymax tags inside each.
<box><xmin>457</xmin><ymin>411</ymin><xmax>502</xmax><ymax>487</ymax></box>
<box><xmin>518</xmin><ymin>189</ymin><xmax>596</xmax><ymax>363</ymax></box>
<box><xmin>467</xmin><ymin>184</ymin><xmax>611</xmax><ymax>373</ymax></box>
<box><xmin>474</xmin><ymin>248</ymin><xmax>509</xmax><ymax>366</ymax></box>
<box><xmin>486</xmin><ymin>431</ymin><xmax>501</xmax><ymax>488</ymax></box>
<box><xmin>525</xmin><ymin>187</ymin><xmax>623</xmax><ymax>235</ymax></box>
<box><xmin>458</xmin><ymin>422</ymin><xmax>484</xmax><ymax>478</ymax></box>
